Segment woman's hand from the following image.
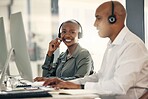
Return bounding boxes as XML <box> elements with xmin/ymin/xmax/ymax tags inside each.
<box><xmin>47</xmin><ymin>38</ymin><xmax>62</xmax><ymax>56</ymax></box>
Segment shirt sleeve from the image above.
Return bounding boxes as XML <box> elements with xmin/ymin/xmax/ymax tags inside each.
<box><xmin>70</xmin><ymin>72</ymin><xmax>99</xmax><ymax>84</ymax></box>
<box><xmin>42</xmin><ymin>54</ymin><xmax>54</xmax><ymax>77</ymax></box>
<box><xmin>42</xmin><ymin>52</ymin><xmax>65</xmax><ymax>77</ymax></box>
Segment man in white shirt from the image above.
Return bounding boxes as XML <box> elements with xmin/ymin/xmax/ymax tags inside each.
<box><xmin>37</xmin><ymin>1</ymin><xmax>148</xmax><ymax>99</ymax></box>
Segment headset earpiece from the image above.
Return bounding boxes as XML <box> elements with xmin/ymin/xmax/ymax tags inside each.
<box><xmin>73</xmin><ymin>20</ymin><xmax>83</xmax><ymax>39</ymax></box>
<box><xmin>58</xmin><ymin>32</ymin><xmax>61</xmax><ymax>38</ymax></box>
<box><xmin>108</xmin><ymin>15</ymin><xmax>116</xmax><ymax>24</ymax></box>
<box><xmin>78</xmin><ymin>32</ymin><xmax>82</xmax><ymax>39</ymax></box>
<box><xmin>58</xmin><ymin>23</ymin><xmax>63</xmax><ymax>38</ymax></box>
<box><xmin>108</xmin><ymin>1</ymin><xmax>116</xmax><ymax>24</ymax></box>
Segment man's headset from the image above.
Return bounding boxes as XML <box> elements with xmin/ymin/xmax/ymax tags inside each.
<box><xmin>58</xmin><ymin>19</ymin><xmax>83</xmax><ymax>39</ymax></box>
<box><xmin>108</xmin><ymin>1</ymin><xmax>116</xmax><ymax>24</ymax></box>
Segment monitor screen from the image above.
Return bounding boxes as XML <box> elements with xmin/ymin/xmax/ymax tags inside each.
<box><xmin>10</xmin><ymin>12</ymin><xmax>33</xmax><ymax>82</ymax></box>
<box><xmin>0</xmin><ymin>17</ymin><xmax>8</xmax><ymax>72</ymax></box>
<box><xmin>0</xmin><ymin>17</ymin><xmax>11</xmax><ymax>90</ymax></box>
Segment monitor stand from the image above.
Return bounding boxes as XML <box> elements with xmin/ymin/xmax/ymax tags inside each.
<box><xmin>0</xmin><ymin>48</ymin><xmax>14</xmax><ymax>91</ymax></box>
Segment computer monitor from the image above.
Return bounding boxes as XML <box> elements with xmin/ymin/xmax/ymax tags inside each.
<box><xmin>10</xmin><ymin>12</ymin><xmax>33</xmax><ymax>82</ymax></box>
<box><xmin>0</xmin><ymin>17</ymin><xmax>8</xmax><ymax>72</ymax></box>
<box><xmin>0</xmin><ymin>17</ymin><xmax>11</xmax><ymax>90</ymax></box>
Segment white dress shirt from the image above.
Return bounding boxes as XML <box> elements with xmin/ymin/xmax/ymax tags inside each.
<box><xmin>71</xmin><ymin>26</ymin><xmax>148</xmax><ymax>99</ymax></box>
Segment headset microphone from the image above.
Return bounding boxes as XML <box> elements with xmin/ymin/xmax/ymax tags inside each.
<box><xmin>108</xmin><ymin>1</ymin><xmax>116</xmax><ymax>24</ymax></box>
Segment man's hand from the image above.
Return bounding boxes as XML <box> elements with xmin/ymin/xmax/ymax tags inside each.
<box><xmin>43</xmin><ymin>77</ymin><xmax>81</xmax><ymax>89</ymax></box>
<box><xmin>54</xmin><ymin>81</ymin><xmax>81</xmax><ymax>89</ymax></box>
<box><xmin>34</xmin><ymin>77</ymin><xmax>47</xmax><ymax>82</ymax></box>
<box><xmin>43</xmin><ymin>77</ymin><xmax>64</xmax><ymax>86</ymax></box>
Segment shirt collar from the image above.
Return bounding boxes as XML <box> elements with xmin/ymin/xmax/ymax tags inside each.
<box><xmin>69</xmin><ymin>43</ymin><xmax>82</xmax><ymax>58</ymax></box>
<box><xmin>60</xmin><ymin>43</ymin><xmax>82</xmax><ymax>59</ymax></box>
<box><xmin>108</xmin><ymin>26</ymin><xmax>128</xmax><ymax>46</ymax></box>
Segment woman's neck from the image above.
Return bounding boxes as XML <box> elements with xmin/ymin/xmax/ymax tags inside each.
<box><xmin>67</xmin><ymin>43</ymin><xmax>78</xmax><ymax>56</ymax></box>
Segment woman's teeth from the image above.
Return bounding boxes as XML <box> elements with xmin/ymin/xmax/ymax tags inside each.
<box><xmin>65</xmin><ymin>39</ymin><xmax>71</xmax><ymax>42</ymax></box>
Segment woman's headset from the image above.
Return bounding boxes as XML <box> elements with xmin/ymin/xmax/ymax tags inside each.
<box><xmin>58</xmin><ymin>19</ymin><xmax>83</xmax><ymax>39</ymax></box>
<box><xmin>108</xmin><ymin>1</ymin><xmax>116</xmax><ymax>24</ymax></box>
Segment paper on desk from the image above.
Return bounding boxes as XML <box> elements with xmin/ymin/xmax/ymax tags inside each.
<box><xmin>58</xmin><ymin>89</ymin><xmax>113</xmax><ymax>95</ymax></box>
<box><xmin>58</xmin><ymin>89</ymin><xmax>98</xmax><ymax>95</ymax></box>
<box><xmin>29</xmin><ymin>81</ymin><xmax>55</xmax><ymax>91</ymax></box>
<box><xmin>30</xmin><ymin>81</ymin><xmax>44</xmax><ymax>87</ymax></box>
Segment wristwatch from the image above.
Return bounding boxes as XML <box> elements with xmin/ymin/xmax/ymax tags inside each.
<box><xmin>80</xmin><ymin>84</ymin><xmax>84</xmax><ymax>89</ymax></box>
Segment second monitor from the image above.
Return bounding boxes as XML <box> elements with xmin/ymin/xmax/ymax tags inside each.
<box><xmin>10</xmin><ymin>12</ymin><xmax>33</xmax><ymax>82</ymax></box>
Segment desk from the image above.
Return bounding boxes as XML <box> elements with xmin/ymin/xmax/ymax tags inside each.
<box><xmin>22</xmin><ymin>94</ymin><xmax>100</xmax><ymax>99</ymax></box>
<box><xmin>0</xmin><ymin>84</ymin><xmax>100</xmax><ymax>99</ymax></box>
<box><xmin>50</xmin><ymin>91</ymin><xmax>100</xmax><ymax>99</ymax></box>
<box><xmin>20</xmin><ymin>89</ymin><xmax>100</xmax><ymax>99</ymax></box>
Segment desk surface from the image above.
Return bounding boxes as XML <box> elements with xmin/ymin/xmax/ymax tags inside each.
<box><xmin>51</xmin><ymin>90</ymin><xmax>100</xmax><ymax>99</ymax></box>
<box><xmin>0</xmin><ymin>88</ymin><xmax>100</xmax><ymax>99</ymax></box>
<box><xmin>0</xmin><ymin>79</ymin><xmax>100</xmax><ymax>99</ymax></box>
<box><xmin>13</xmin><ymin>89</ymin><xmax>100</xmax><ymax>99</ymax></box>
<box><xmin>22</xmin><ymin>93</ymin><xmax>100</xmax><ymax>99</ymax></box>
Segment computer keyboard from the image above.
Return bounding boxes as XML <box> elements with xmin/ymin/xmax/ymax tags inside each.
<box><xmin>15</xmin><ymin>81</ymin><xmax>44</xmax><ymax>88</ymax></box>
<box><xmin>16</xmin><ymin>84</ymin><xmax>31</xmax><ymax>88</ymax></box>
<box><xmin>0</xmin><ymin>90</ymin><xmax>52</xmax><ymax>98</ymax></box>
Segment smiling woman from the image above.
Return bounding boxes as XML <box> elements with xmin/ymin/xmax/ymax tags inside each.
<box><xmin>34</xmin><ymin>19</ymin><xmax>94</xmax><ymax>81</ymax></box>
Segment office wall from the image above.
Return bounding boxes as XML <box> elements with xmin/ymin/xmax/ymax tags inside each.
<box><xmin>126</xmin><ymin>0</ymin><xmax>145</xmax><ymax>42</ymax></box>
